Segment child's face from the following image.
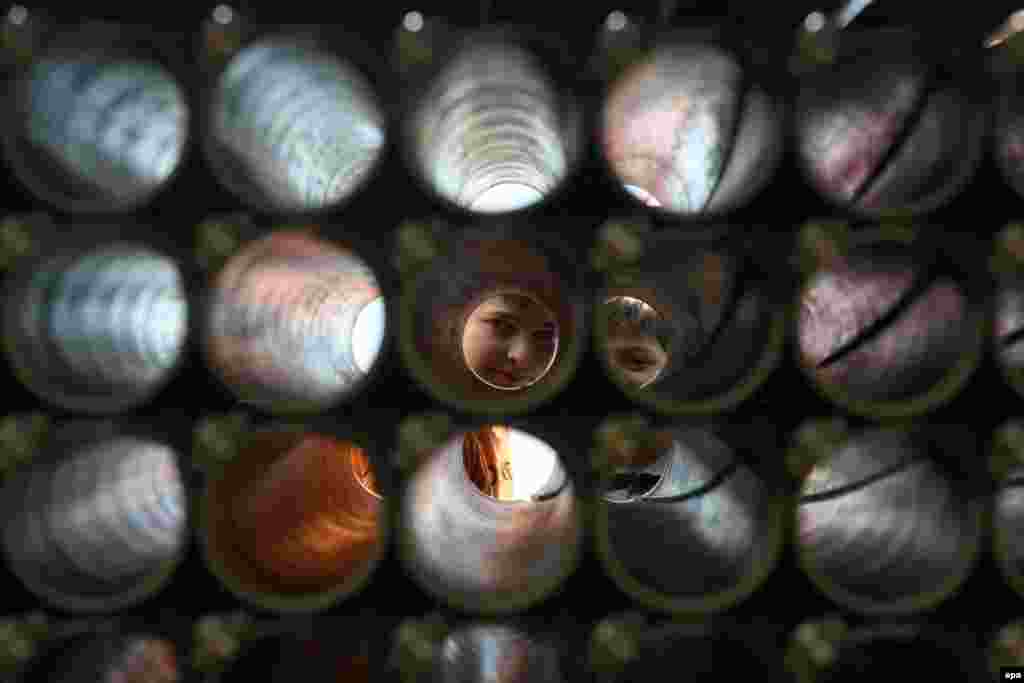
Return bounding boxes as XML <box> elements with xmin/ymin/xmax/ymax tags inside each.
<box><xmin>603</xmin><ymin>299</ymin><xmax>670</xmax><ymax>388</ymax></box>
<box><xmin>461</xmin><ymin>294</ymin><xmax>559</xmax><ymax>389</ymax></box>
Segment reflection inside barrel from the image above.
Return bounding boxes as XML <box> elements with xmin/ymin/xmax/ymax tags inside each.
<box><xmin>206</xmin><ymin>37</ymin><xmax>385</xmax><ymax>212</ymax></box>
<box><xmin>34</xmin><ymin>634</ymin><xmax>180</xmax><ymax>683</ymax></box>
<box><xmin>438</xmin><ymin>624</ymin><xmax>564</xmax><ymax>683</ymax></box>
<box><xmin>1</xmin><ymin>432</ymin><xmax>188</xmax><ymax>610</ymax></box>
<box><xmin>204</xmin><ymin>231</ymin><xmax>386</xmax><ymax>413</ymax></box>
<box><xmin>600</xmin><ymin>43</ymin><xmax>781</xmax><ymax>216</ymax></box>
<box><xmin>600</xmin><ymin>429</ymin><xmax>775</xmax><ymax>602</ymax></box>
<box><xmin>9</xmin><ymin>47</ymin><xmax>188</xmax><ymax>210</ymax></box>
<box><xmin>408</xmin><ymin>40</ymin><xmax>577</xmax><ymax>213</ymax></box>
<box><xmin>2</xmin><ymin>243</ymin><xmax>189</xmax><ymax>414</ymax></box>
<box><xmin>796</xmin><ymin>429</ymin><xmax>976</xmax><ymax>608</ymax></box>
<box><xmin>204</xmin><ymin>431</ymin><xmax>384</xmax><ymax>596</ymax></box>
<box><xmin>600</xmin><ymin>296</ymin><xmax>671</xmax><ymax>389</ymax></box>
<box><xmin>402</xmin><ymin>426</ymin><xmax>580</xmax><ymax>609</ymax></box>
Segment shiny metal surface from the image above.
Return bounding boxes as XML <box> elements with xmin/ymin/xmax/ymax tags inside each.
<box><xmin>995</xmin><ymin>282</ymin><xmax>1024</xmax><ymax>373</ymax></box>
<box><xmin>408</xmin><ymin>39</ymin><xmax>579</xmax><ymax>213</ymax></box>
<box><xmin>207</xmin><ymin>37</ymin><xmax>386</xmax><ymax>212</ymax></box>
<box><xmin>2</xmin><ymin>243</ymin><xmax>189</xmax><ymax>414</ymax></box>
<box><xmin>1</xmin><ymin>432</ymin><xmax>187</xmax><ymax>610</ymax></box>
<box><xmin>8</xmin><ymin>50</ymin><xmax>187</xmax><ymax>211</ymax></box>
<box><xmin>204</xmin><ymin>231</ymin><xmax>385</xmax><ymax>414</ymax></box>
<box><xmin>401</xmin><ymin>429</ymin><xmax>581</xmax><ymax>611</ymax></box>
<box><xmin>994</xmin><ymin>465</ymin><xmax>1024</xmax><ymax>590</ymax></box>
<box><xmin>797</xmin><ymin>242</ymin><xmax>972</xmax><ymax>404</ymax></box>
<box><xmin>996</xmin><ymin>76</ymin><xmax>1024</xmax><ymax>199</ymax></box>
<box><xmin>600</xmin><ymin>428</ymin><xmax>776</xmax><ymax>601</ymax></box>
<box><xmin>601</xmin><ymin>42</ymin><xmax>781</xmax><ymax>216</ymax></box>
<box><xmin>439</xmin><ymin>624</ymin><xmax>563</xmax><ymax>683</ymax></box>
<box><xmin>795</xmin><ymin>32</ymin><xmax>982</xmax><ymax>216</ymax></box>
<box><xmin>797</xmin><ymin>429</ymin><xmax>979</xmax><ymax>610</ymax></box>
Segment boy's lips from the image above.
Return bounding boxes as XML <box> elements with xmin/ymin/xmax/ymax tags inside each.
<box><xmin>488</xmin><ymin>368</ymin><xmax>524</xmax><ymax>385</ymax></box>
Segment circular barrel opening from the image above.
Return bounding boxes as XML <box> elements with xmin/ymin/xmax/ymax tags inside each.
<box><xmin>405</xmin><ymin>231</ymin><xmax>579</xmax><ymax>412</ymax></box>
<box><xmin>2</xmin><ymin>243</ymin><xmax>188</xmax><ymax>414</ymax></box>
<box><xmin>204</xmin><ymin>36</ymin><xmax>386</xmax><ymax>213</ymax></box>
<box><xmin>438</xmin><ymin>624</ymin><xmax>564</xmax><ymax>682</ymax></box>
<box><xmin>600</xmin><ymin>296</ymin><xmax>672</xmax><ymax>389</ymax></box>
<box><xmin>407</xmin><ymin>39</ymin><xmax>578</xmax><ymax>214</ymax></box>
<box><xmin>796</xmin><ymin>429</ymin><xmax>979</xmax><ymax>612</ymax></box>
<box><xmin>21</xmin><ymin>632</ymin><xmax>180</xmax><ymax>683</ymax></box>
<box><xmin>1</xmin><ymin>432</ymin><xmax>188</xmax><ymax>612</ymax></box>
<box><xmin>204</xmin><ymin>230</ymin><xmax>386</xmax><ymax>414</ymax></box>
<box><xmin>202</xmin><ymin>431</ymin><xmax>385</xmax><ymax>608</ymax></box>
<box><xmin>401</xmin><ymin>425</ymin><xmax>580</xmax><ymax>612</ymax></box>
<box><xmin>597</xmin><ymin>428</ymin><xmax>779</xmax><ymax>610</ymax></box>
<box><xmin>600</xmin><ymin>42</ymin><xmax>781</xmax><ymax>217</ymax></box>
<box><xmin>3</xmin><ymin>33</ymin><xmax>188</xmax><ymax>212</ymax></box>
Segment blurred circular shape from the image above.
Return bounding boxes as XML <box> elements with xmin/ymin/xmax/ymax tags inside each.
<box><xmin>399</xmin><ymin>425</ymin><xmax>582</xmax><ymax>613</ymax></box>
<box><xmin>1</xmin><ymin>425</ymin><xmax>189</xmax><ymax>613</ymax></box>
<box><xmin>2</xmin><ymin>242</ymin><xmax>188</xmax><ymax>414</ymax></box>
<box><xmin>595</xmin><ymin>427</ymin><xmax>783</xmax><ymax>613</ymax></box>
<box><xmin>794</xmin><ymin>29</ymin><xmax>984</xmax><ymax>218</ymax></box>
<box><xmin>204</xmin><ymin>35</ymin><xmax>386</xmax><ymax>214</ymax></box>
<box><xmin>795</xmin><ymin>428</ymin><xmax>982</xmax><ymax>615</ymax></box>
<box><xmin>438</xmin><ymin>624</ymin><xmax>564</xmax><ymax>683</ymax></box>
<box><xmin>400</xmin><ymin>226</ymin><xmax>583</xmax><ymax>415</ymax></box>
<box><xmin>200</xmin><ymin>428</ymin><xmax>386</xmax><ymax>613</ymax></box>
<box><xmin>595</xmin><ymin>232</ymin><xmax>783</xmax><ymax>414</ymax></box>
<box><xmin>22</xmin><ymin>632</ymin><xmax>180</xmax><ymax>683</ymax></box>
<box><xmin>2</xmin><ymin>24</ymin><xmax>189</xmax><ymax>213</ymax></box>
<box><xmin>405</xmin><ymin>34</ymin><xmax>581</xmax><ymax>214</ymax></box>
<box><xmin>600</xmin><ymin>41</ymin><xmax>782</xmax><ymax>218</ymax></box>
<box><xmin>795</xmin><ymin>236</ymin><xmax>981</xmax><ymax>417</ymax></box>
<box><xmin>203</xmin><ymin>230</ymin><xmax>386</xmax><ymax>414</ymax></box>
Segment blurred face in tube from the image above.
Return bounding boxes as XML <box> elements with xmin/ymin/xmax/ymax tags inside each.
<box><xmin>461</xmin><ymin>292</ymin><xmax>559</xmax><ymax>390</ymax></box>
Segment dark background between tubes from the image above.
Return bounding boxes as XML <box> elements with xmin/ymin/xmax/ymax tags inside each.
<box><xmin>3</xmin><ymin>0</ymin><xmax>1024</xmax><ymax>678</ymax></box>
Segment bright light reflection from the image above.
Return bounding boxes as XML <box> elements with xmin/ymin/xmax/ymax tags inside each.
<box><xmin>469</xmin><ymin>183</ymin><xmax>545</xmax><ymax>213</ymax></box>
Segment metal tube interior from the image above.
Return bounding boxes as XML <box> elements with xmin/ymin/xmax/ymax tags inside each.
<box><xmin>618</xmin><ymin>624</ymin><xmax>767</xmax><ymax>681</ymax></box>
<box><xmin>994</xmin><ymin>466</ymin><xmax>1024</xmax><ymax>586</ymax></box>
<box><xmin>2</xmin><ymin>243</ymin><xmax>188</xmax><ymax>414</ymax></box>
<box><xmin>1</xmin><ymin>432</ymin><xmax>188</xmax><ymax>610</ymax></box>
<box><xmin>600</xmin><ymin>43</ymin><xmax>781</xmax><ymax>216</ymax></box>
<box><xmin>204</xmin><ymin>231</ymin><xmax>386</xmax><ymax>414</ymax></box>
<box><xmin>797</xmin><ymin>429</ymin><xmax>977</xmax><ymax>608</ymax></box>
<box><xmin>7</xmin><ymin>48</ymin><xmax>187</xmax><ymax>211</ymax></box>
<box><xmin>402</xmin><ymin>426</ymin><xmax>580</xmax><ymax>610</ymax></box>
<box><xmin>204</xmin><ymin>431</ymin><xmax>384</xmax><ymax>598</ymax></box>
<box><xmin>601</xmin><ymin>428</ymin><xmax>776</xmax><ymax>600</ymax></box>
<box><xmin>206</xmin><ymin>37</ymin><xmax>386</xmax><ymax>212</ymax></box>
<box><xmin>408</xmin><ymin>40</ymin><xmax>577</xmax><ymax>213</ymax></box>
<box><xmin>438</xmin><ymin>624</ymin><xmax>564</xmax><ymax>683</ymax></box>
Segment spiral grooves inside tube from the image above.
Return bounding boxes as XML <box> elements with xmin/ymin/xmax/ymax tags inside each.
<box><xmin>205</xmin><ymin>231</ymin><xmax>385</xmax><ymax>412</ymax></box>
<box><xmin>205</xmin><ymin>431</ymin><xmax>383</xmax><ymax>596</ymax></box>
<box><xmin>402</xmin><ymin>426</ymin><xmax>580</xmax><ymax>610</ymax></box>
<box><xmin>3</xmin><ymin>244</ymin><xmax>188</xmax><ymax>413</ymax></box>
<box><xmin>439</xmin><ymin>625</ymin><xmax>564</xmax><ymax>683</ymax></box>
<box><xmin>10</xmin><ymin>52</ymin><xmax>188</xmax><ymax>210</ymax></box>
<box><xmin>208</xmin><ymin>38</ymin><xmax>386</xmax><ymax>212</ymax></box>
<box><xmin>410</xmin><ymin>42</ymin><xmax>575</xmax><ymax>213</ymax></box>
<box><xmin>1</xmin><ymin>435</ymin><xmax>187</xmax><ymax>607</ymax></box>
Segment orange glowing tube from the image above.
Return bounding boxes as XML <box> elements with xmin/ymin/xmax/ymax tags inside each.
<box><xmin>203</xmin><ymin>430</ymin><xmax>384</xmax><ymax>606</ymax></box>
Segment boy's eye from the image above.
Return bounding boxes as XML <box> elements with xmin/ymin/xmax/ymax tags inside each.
<box><xmin>617</xmin><ymin>349</ymin><xmax>657</xmax><ymax>371</ymax></box>
<box><xmin>532</xmin><ymin>330</ymin><xmax>556</xmax><ymax>346</ymax></box>
<box><xmin>487</xmin><ymin>318</ymin><xmax>518</xmax><ymax>336</ymax></box>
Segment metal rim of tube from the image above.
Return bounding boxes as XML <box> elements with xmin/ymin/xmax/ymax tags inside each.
<box><xmin>396</xmin><ymin>429</ymin><xmax>584</xmax><ymax>614</ymax></box>
<box><xmin>1</xmin><ymin>243</ymin><xmax>190</xmax><ymax>416</ymax></box>
<box><xmin>197</xmin><ymin>425</ymin><xmax>390</xmax><ymax>614</ymax></box>
<box><xmin>992</xmin><ymin>477</ymin><xmax>1024</xmax><ymax>600</ymax></box>
<box><xmin>398</xmin><ymin>26</ymin><xmax>583</xmax><ymax>217</ymax></box>
<box><xmin>592</xmin><ymin>457</ymin><xmax>786</xmax><ymax>615</ymax></box>
<box><xmin>793</xmin><ymin>465</ymin><xmax>985</xmax><ymax>617</ymax></box>
<box><xmin>792</xmin><ymin>28</ymin><xmax>988</xmax><ymax>221</ymax></box>
<box><xmin>2</xmin><ymin>442</ymin><xmax>190</xmax><ymax>615</ymax></box>
<box><xmin>792</xmin><ymin>228</ymin><xmax>985</xmax><ymax>419</ymax></box>
<box><xmin>594</xmin><ymin>283</ymin><xmax>787</xmax><ymax>415</ymax></box>
<box><xmin>0</xmin><ymin>22</ymin><xmax>191</xmax><ymax>214</ymax></box>
<box><xmin>595</xmin><ymin>35</ymin><xmax>784</xmax><ymax>221</ymax></box>
<box><xmin>397</xmin><ymin>230</ymin><xmax>585</xmax><ymax>417</ymax></box>
<box><xmin>198</xmin><ymin>29</ymin><xmax>389</xmax><ymax>216</ymax></box>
